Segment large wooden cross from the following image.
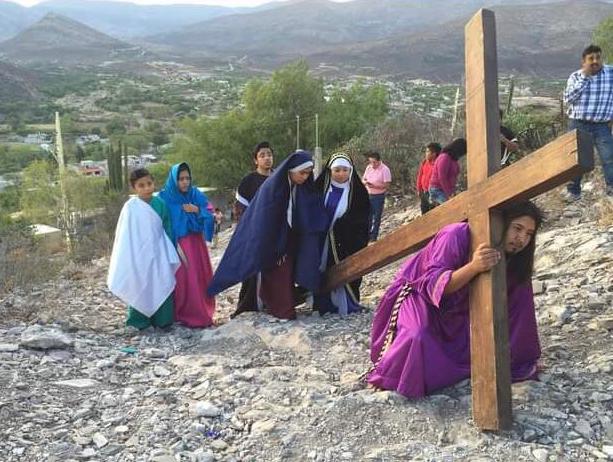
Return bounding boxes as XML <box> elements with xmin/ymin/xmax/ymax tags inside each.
<box><xmin>324</xmin><ymin>9</ymin><xmax>593</xmax><ymax>431</ymax></box>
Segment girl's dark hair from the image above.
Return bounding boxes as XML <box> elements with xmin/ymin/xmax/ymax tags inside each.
<box><xmin>178</xmin><ymin>163</ymin><xmax>190</xmax><ymax>176</ymax></box>
<box><xmin>442</xmin><ymin>138</ymin><xmax>467</xmax><ymax>160</ymax></box>
<box><xmin>426</xmin><ymin>142</ymin><xmax>442</xmax><ymax>154</ymax></box>
<box><xmin>253</xmin><ymin>141</ymin><xmax>273</xmax><ymax>159</ymax></box>
<box><xmin>129</xmin><ymin>168</ymin><xmax>151</xmax><ymax>187</ymax></box>
<box><xmin>502</xmin><ymin>200</ymin><xmax>544</xmax><ymax>283</ymax></box>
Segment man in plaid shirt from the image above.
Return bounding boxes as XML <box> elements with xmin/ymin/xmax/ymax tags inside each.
<box><xmin>563</xmin><ymin>44</ymin><xmax>613</xmax><ymax>199</ymax></box>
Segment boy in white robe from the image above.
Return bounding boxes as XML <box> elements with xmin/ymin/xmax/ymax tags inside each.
<box><xmin>107</xmin><ymin>168</ymin><xmax>180</xmax><ymax>329</ymax></box>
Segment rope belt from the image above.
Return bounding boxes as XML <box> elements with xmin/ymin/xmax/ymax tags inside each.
<box><xmin>360</xmin><ymin>281</ymin><xmax>412</xmax><ymax>381</ymax></box>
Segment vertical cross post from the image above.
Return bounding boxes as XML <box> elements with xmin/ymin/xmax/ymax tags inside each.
<box><xmin>465</xmin><ymin>9</ymin><xmax>512</xmax><ymax>430</ymax></box>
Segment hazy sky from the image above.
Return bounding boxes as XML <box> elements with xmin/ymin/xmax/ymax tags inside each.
<box><xmin>11</xmin><ymin>0</ymin><xmax>351</xmax><ymax>6</ymax></box>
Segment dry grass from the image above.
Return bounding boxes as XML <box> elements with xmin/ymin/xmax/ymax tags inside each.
<box><xmin>596</xmin><ymin>197</ymin><xmax>613</xmax><ymax>227</ymax></box>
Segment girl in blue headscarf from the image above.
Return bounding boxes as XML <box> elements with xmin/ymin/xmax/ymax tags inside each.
<box><xmin>208</xmin><ymin>150</ymin><xmax>328</xmax><ymax>320</ymax></box>
<box><xmin>159</xmin><ymin>162</ymin><xmax>216</xmax><ymax>327</ymax></box>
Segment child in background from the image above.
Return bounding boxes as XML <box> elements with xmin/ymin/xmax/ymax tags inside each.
<box><xmin>107</xmin><ymin>168</ymin><xmax>180</xmax><ymax>330</ymax></box>
<box><xmin>416</xmin><ymin>143</ymin><xmax>441</xmax><ymax>215</ymax></box>
<box><xmin>213</xmin><ymin>207</ymin><xmax>223</xmax><ymax>248</ymax></box>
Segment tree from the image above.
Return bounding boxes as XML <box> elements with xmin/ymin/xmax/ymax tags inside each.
<box><xmin>105</xmin><ymin>117</ymin><xmax>127</xmax><ymax>137</ymax></box>
<box><xmin>106</xmin><ymin>144</ymin><xmax>123</xmax><ymax>192</ymax></box>
<box><xmin>6</xmin><ymin>113</ymin><xmax>26</xmax><ymax>134</ymax></box>
<box><xmin>75</xmin><ymin>145</ymin><xmax>85</xmax><ymax>163</ymax></box>
<box><xmin>19</xmin><ymin>160</ymin><xmax>59</xmax><ymax>224</ymax></box>
<box><xmin>242</xmin><ymin>59</ymin><xmax>325</xmax><ymax>153</ymax></box>
<box><xmin>170</xmin><ymin>110</ymin><xmax>255</xmax><ymax>189</ymax></box>
<box><xmin>148</xmin><ymin>162</ymin><xmax>171</xmax><ymax>186</ymax></box>
<box><xmin>320</xmin><ymin>82</ymin><xmax>389</xmax><ymax>151</ymax></box>
<box><xmin>66</xmin><ymin>175</ymin><xmax>107</xmax><ymax>212</ymax></box>
<box><xmin>593</xmin><ymin>16</ymin><xmax>613</xmax><ymax>63</ymax></box>
<box><xmin>169</xmin><ymin>60</ymin><xmax>389</xmax><ymax>189</ymax></box>
<box><xmin>60</xmin><ymin>114</ymin><xmax>78</xmax><ymax>163</ymax></box>
<box><xmin>0</xmin><ymin>186</ymin><xmax>20</xmax><ymax>216</ymax></box>
<box><xmin>146</xmin><ymin>121</ymin><xmax>170</xmax><ymax>148</ymax></box>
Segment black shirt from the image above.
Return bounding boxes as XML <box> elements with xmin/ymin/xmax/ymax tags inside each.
<box><xmin>234</xmin><ymin>171</ymin><xmax>270</xmax><ymax>221</ymax></box>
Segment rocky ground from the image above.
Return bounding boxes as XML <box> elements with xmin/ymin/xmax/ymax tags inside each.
<box><xmin>0</xmin><ymin>186</ymin><xmax>611</xmax><ymax>462</ymax></box>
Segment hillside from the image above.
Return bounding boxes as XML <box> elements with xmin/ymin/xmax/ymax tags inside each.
<box><xmin>30</xmin><ymin>0</ymin><xmax>243</xmax><ymax>39</ymax></box>
<box><xmin>0</xmin><ymin>188</ymin><xmax>611</xmax><ymax>460</ymax></box>
<box><xmin>0</xmin><ymin>0</ymin><xmax>247</xmax><ymax>41</ymax></box>
<box><xmin>0</xmin><ymin>1</ymin><xmax>39</xmax><ymax>42</ymax></box>
<box><xmin>146</xmin><ymin>0</ymin><xmax>556</xmax><ymax>56</ymax></box>
<box><xmin>1</xmin><ymin>0</ymin><xmax>611</xmax><ymax>78</ymax></box>
<box><xmin>147</xmin><ymin>0</ymin><xmax>613</xmax><ymax>80</ymax></box>
<box><xmin>0</xmin><ymin>61</ymin><xmax>40</xmax><ymax>103</ymax></box>
<box><xmin>0</xmin><ymin>13</ymin><xmax>149</xmax><ymax>66</ymax></box>
<box><xmin>301</xmin><ymin>0</ymin><xmax>613</xmax><ymax>79</ymax></box>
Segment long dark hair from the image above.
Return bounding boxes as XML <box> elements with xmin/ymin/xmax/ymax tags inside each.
<box><xmin>442</xmin><ymin>138</ymin><xmax>467</xmax><ymax>160</ymax></box>
<box><xmin>502</xmin><ymin>201</ymin><xmax>543</xmax><ymax>283</ymax></box>
<box><xmin>177</xmin><ymin>162</ymin><xmax>190</xmax><ymax>177</ymax></box>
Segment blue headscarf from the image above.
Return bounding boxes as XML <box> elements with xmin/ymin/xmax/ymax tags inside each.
<box><xmin>208</xmin><ymin>150</ymin><xmax>328</xmax><ymax>296</ymax></box>
<box><xmin>158</xmin><ymin>162</ymin><xmax>214</xmax><ymax>244</ymax></box>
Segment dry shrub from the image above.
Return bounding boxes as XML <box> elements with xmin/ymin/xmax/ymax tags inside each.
<box><xmin>597</xmin><ymin>199</ymin><xmax>613</xmax><ymax>227</ymax></box>
<box><xmin>0</xmin><ymin>223</ymin><xmax>64</xmax><ymax>294</ymax></box>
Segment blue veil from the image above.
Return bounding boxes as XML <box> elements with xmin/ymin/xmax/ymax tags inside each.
<box><xmin>158</xmin><ymin>162</ymin><xmax>214</xmax><ymax>244</ymax></box>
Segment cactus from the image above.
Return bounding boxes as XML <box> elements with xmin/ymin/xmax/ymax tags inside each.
<box><xmin>106</xmin><ymin>143</ymin><xmax>123</xmax><ymax>192</ymax></box>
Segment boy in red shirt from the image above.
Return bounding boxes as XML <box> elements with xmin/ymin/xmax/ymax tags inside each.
<box><xmin>416</xmin><ymin>142</ymin><xmax>441</xmax><ymax>215</ymax></box>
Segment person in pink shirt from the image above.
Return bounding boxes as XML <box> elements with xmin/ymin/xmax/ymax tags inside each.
<box><xmin>428</xmin><ymin>138</ymin><xmax>467</xmax><ymax>206</ymax></box>
<box><xmin>362</xmin><ymin>151</ymin><xmax>392</xmax><ymax>241</ymax></box>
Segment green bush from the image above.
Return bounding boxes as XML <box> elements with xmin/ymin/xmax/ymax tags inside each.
<box><xmin>0</xmin><ymin>144</ymin><xmax>48</xmax><ymax>174</ymax></box>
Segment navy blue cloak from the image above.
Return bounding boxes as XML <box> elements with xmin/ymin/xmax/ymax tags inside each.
<box><xmin>208</xmin><ymin>151</ymin><xmax>328</xmax><ymax>296</ymax></box>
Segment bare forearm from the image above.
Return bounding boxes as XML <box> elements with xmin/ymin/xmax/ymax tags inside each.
<box><xmin>443</xmin><ymin>262</ymin><xmax>479</xmax><ymax>295</ymax></box>
<box><xmin>443</xmin><ymin>243</ymin><xmax>501</xmax><ymax>295</ymax></box>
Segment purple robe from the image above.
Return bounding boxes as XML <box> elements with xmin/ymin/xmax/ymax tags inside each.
<box><xmin>367</xmin><ymin>222</ymin><xmax>540</xmax><ymax>398</ymax></box>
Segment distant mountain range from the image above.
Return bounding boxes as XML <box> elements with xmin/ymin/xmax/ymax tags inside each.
<box><xmin>0</xmin><ymin>13</ymin><xmax>150</xmax><ymax>65</ymax></box>
<box><xmin>0</xmin><ymin>0</ymin><xmax>611</xmax><ymax>79</ymax></box>
<box><xmin>145</xmin><ymin>0</ymin><xmax>568</xmax><ymax>57</ymax></box>
<box><xmin>0</xmin><ymin>0</ymin><xmax>271</xmax><ymax>41</ymax></box>
<box><xmin>300</xmin><ymin>0</ymin><xmax>613</xmax><ymax>79</ymax></box>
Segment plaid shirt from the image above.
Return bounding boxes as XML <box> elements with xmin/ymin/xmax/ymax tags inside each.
<box><xmin>564</xmin><ymin>65</ymin><xmax>613</xmax><ymax>122</ymax></box>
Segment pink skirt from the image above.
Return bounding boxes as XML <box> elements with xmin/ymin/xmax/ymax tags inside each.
<box><xmin>174</xmin><ymin>233</ymin><xmax>216</xmax><ymax>328</ymax></box>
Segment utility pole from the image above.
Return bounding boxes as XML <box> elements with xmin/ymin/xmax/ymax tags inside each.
<box><xmin>314</xmin><ymin>113</ymin><xmax>322</xmax><ymax>176</ymax></box>
<box><xmin>505</xmin><ymin>76</ymin><xmax>515</xmax><ymax>115</ymax></box>
<box><xmin>122</xmin><ymin>141</ymin><xmax>129</xmax><ymax>191</ymax></box>
<box><xmin>451</xmin><ymin>86</ymin><xmax>461</xmax><ymax>136</ymax></box>
<box><xmin>296</xmin><ymin>115</ymin><xmax>300</xmax><ymax>150</ymax></box>
<box><xmin>54</xmin><ymin>112</ymin><xmax>71</xmax><ymax>252</ymax></box>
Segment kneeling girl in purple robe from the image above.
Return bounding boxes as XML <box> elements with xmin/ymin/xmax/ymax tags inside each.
<box><xmin>367</xmin><ymin>201</ymin><xmax>543</xmax><ymax>398</ymax></box>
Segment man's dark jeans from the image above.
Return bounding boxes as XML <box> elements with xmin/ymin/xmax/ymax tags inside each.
<box><xmin>368</xmin><ymin>193</ymin><xmax>385</xmax><ymax>241</ymax></box>
<box><xmin>567</xmin><ymin>119</ymin><xmax>613</xmax><ymax>196</ymax></box>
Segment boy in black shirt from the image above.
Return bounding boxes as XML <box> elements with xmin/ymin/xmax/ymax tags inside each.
<box><xmin>234</xmin><ymin>142</ymin><xmax>274</xmax><ymax>221</ymax></box>
<box><xmin>233</xmin><ymin>141</ymin><xmax>274</xmax><ymax>316</ymax></box>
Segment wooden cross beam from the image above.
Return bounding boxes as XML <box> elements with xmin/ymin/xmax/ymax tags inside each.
<box><xmin>324</xmin><ymin>9</ymin><xmax>594</xmax><ymax>431</ymax></box>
